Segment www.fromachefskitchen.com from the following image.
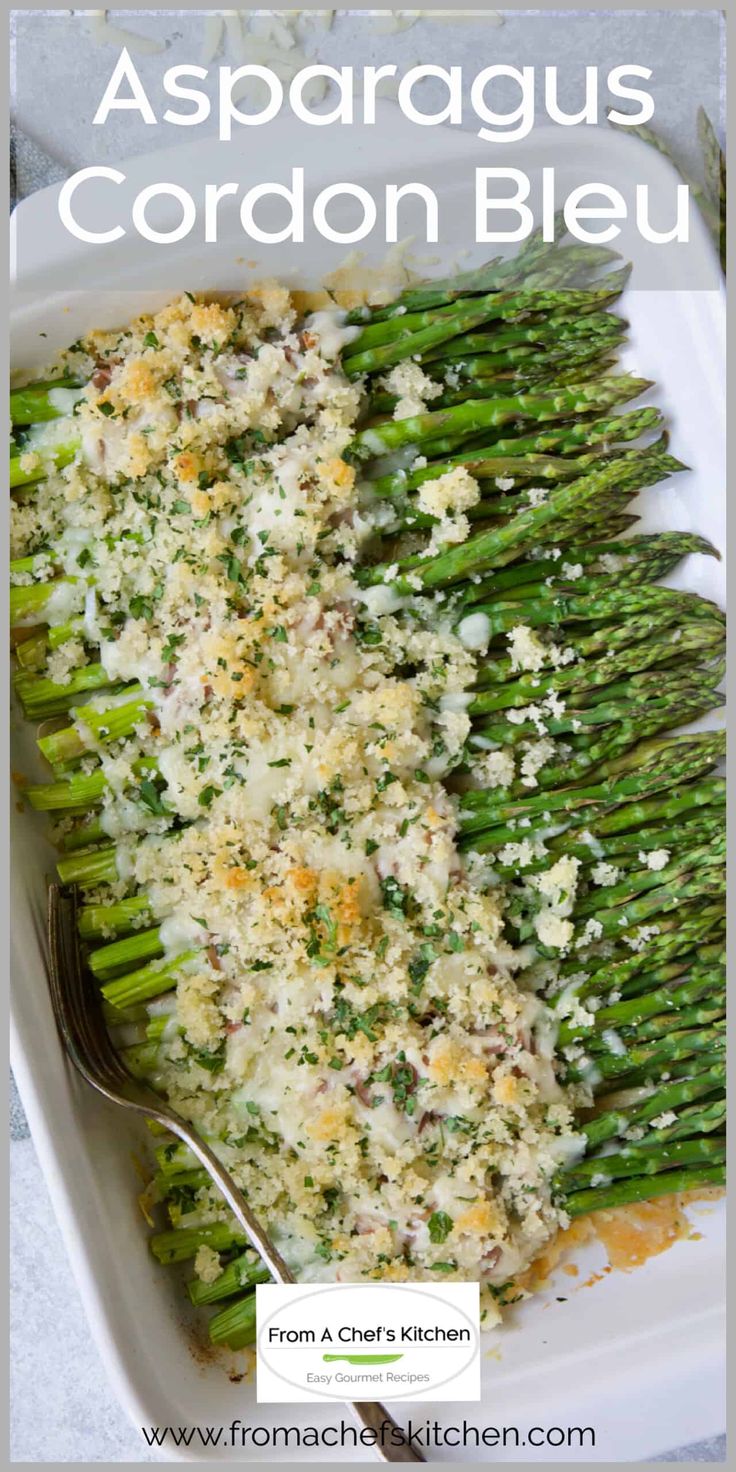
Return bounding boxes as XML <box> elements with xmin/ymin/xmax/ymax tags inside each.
<box><xmin>140</xmin><ymin>1418</ymin><xmax>597</xmax><ymax>1452</ymax></box>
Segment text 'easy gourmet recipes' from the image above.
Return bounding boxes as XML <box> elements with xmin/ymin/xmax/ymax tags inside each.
<box><xmin>11</xmin><ymin>232</ymin><xmax>725</xmax><ymax>1352</ymax></box>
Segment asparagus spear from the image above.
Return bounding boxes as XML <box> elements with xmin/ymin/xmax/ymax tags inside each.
<box><xmin>79</xmin><ymin>894</ymin><xmax>152</xmax><ymax>940</ymax></box>
<box><xmin>363</xmin><ymin>409</ymin><xmax>663</xmax><ymax>506</ymax></box>
<box><xmin>208</xmin><ymin>1293</ymin><xmax>257</xmax><ymax>1349</ymax></box>
<box><xmin>14</xmin><ymin>662</ymin><xmax>118</xmax><ymax>719</ymax></box>
<box><xmin>557</xmin><ymin>970</ymin><xmax>725</xmax><ymax>1048</ymax></box>
<box><xmin>608</xmin><ymin>106</ymin><xmax>725</xmax><ymax>272</ymax></box>
<box><xmin>9</xmin><ymin>577</ymin><xmax>82</xmax><ymax>627</ymax></box>
<box><xmin>469</xmin><ymin>617</ymin><xmax>725</xmax><ymax>708</ymax></box>
<box><xmin>557</xmin><ymin>1135</ymin><xmax>725</xmax><ymax>1191</ymax></box>
<box><xmin>36</xmin><ymin>691</ymin><xmax>152</xmax><ymax>765</ymax></box>
<box><xmin>697</xmin><ymin>106</ymin><xmax>726</xmax><ymax>272</ymax></box>
<box><xmin>563</xmin><ymin>1164</ymin><xmax>725</xmax><ymax>1217</ymax></box>
<box><xmin>10</xmin><ymin>378</ymin><xmax>84</xmax><ymax>425</ymax></box>
<box><xmin>459</xmin><ymin>731</ymin><xmax>726</xmax><ymax>834</ymax></box>
<box><xmin>361</xmin><ymin>413</ymin><xmax>660</xmax><ymax>504</ymax></box>
<box><xmin>582</xmin><ymin>1064</ymin><xmax>726</xmax><ymax>1149</ymax></box>
<box><xmin>348</xmin><ymin>375</ymin><xmax>652</xmax><ymax>464</ymax></box>
<box><xmin>101</xmin><ymin>951</ymin><xmax>200</xmax><ymax>1010</ymax></box>
<box><xmin>150</xmin><ymin>1221</ymin><xmax>246</xmax><ymax>1265</ymax></box>
<box><xmin>360</xmin><ymin>445</ymin><xmax>677</xmax><ymax>594</ymax></box>
<box><xmin>10</xmin><ymin>434</ymin><xmax>80</xmax><ymax>488</ymax></box>
<box><xmin>344</xmin><ymin>226</ymin><xmax>600</xmax><ymax>319</ymax></box>
<box><xmin>343</xmin><ymin>273</ymin><xmax>632</xmax><ymax>375</ymax></box>
<box><xmin>87</xmin><ymin>927</ymin><xmax>165</xmax><ymax>979</ymax></box>
<box><xmin>28</xmin><ymin>757</ymin><xmax>163</xmax><ymax>817</ymax></box>
<box><xmin>567</xmin><ymin>1022</ymin><xmax>725</xmax><ymax>1087</ymax></box>
<box><xmin>188</xmin><ymin>1252</ymin><xmax>270</xmax><ymax>1307</ymax></box>
<box><xmin>420</xmin><ymin>310</ymin><xmax>628</xmax><ymax>362</ymax></box>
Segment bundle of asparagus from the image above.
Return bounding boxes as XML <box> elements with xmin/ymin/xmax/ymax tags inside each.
<box><xmin>10</xmin><ymin>228</ymin><xmax>725</xmax><ymax>1353</ymax></box>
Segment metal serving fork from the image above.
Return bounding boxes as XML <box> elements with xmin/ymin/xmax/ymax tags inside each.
<box><xmin>47</xmin><ymin>884</ymin><xmax>424</xmax><ymax>1463</ymax></box>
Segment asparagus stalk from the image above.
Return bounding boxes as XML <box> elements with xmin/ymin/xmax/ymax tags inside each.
<box><xmin>359</xmin><ymin>443</ymin><xmax>680</xmax><ymax>591</ymax></box>
<box><xmin>28</xmin><ymin>772</ymin><xmax>109</xmax><ymax>815</ymax></box>
<box><xmin>344</xmin><ymin>227</ymin><xmax>603</xmax><ymax>319</ymax></box>
<box><xmin>343</xmin><ymin>274</ymin><xmax>632</xmax><ymax>375</ymax></box>
<box><xmin>87</xmin><ymin>927</ymin><xmax>165</xmax><ymax>979</ymax></box>
<box><xmin>564</xmin><ymin>1164</ymin><xmax>725</xmax><ymax>1217</ymax></box>
<box><xmin>57</xmin><ymin>814</ymin><xmax>108</xmax><ymax>851</ymax></box>
<box><xmin>421</xmin><ymin>309</ymin><xmax>628</xmax><ymax>362</ymax></box>
<box><xmin>697</xmin><ymin>107</ymin><xmax>726</xmax><ymax>272</ymax></box>
<box><xmin>567</xmin><ymin>1022</ymin><xmax>725</xmax><ymax>1087</ymax></box>
<box><xmin>208</xmin><ymin>1293</ymin><xmax>257</xmax><ymax>1350</ymax></box>
<box><xmin>582</xmin><ymin>1064</ymin><xmax>726</xmax><ymax>1149</ymax></box>
<box><xmin>36</xmin><ymin>690</ymin><xmax>152</xmax><ymax>765</ymax></box>
<box><xmin>349</xmin><ymin>375</ymin><xmax>652</xmax><ymax>464</ymax></box>
<box><xmin>188</xmin><ymin>1252</ymin><xmax>270</xmax><ymax>1307</ymax></box>
<box><xmin>361</xmin><ymin>414</ymin><xmax>661</xmax><ymax>504</ymax></box>
<box><xmin>78</xmin><ymin>895</ymin><xmax>152</xmax><ymax>940</ymax></box>
<box><xmin>459</xmin><ymin>731</ymin><xmax>726</xmax><ymax>836</ymax></box>
<box><xmin>100</xmin><ymin>951</ymin><xmax>199</xmax><ymax>1010</ymax></box>
<box><xmin>10</xmin><ymin>378</ymin><xmax>84</xmax><ymax>425</ymax></box>
<box><xmin>9</xmin><ymin>577</ymin><xmax>81</xmax><ymax>627</ymax></box>
<box><xmin>554</xmin><ymin>913</ymin><xmax>724</xmax><ymax>1004</ymax></box>
<box><xmin>573</xmin><ymin>836</ymin><xmax>725</xmax><ymax>918</ymax></box>
<box><xmin>14</xmin><ymin>662</ymin><xmax>117</xmax><ymax>719</ymax></box>
<box><xmin>150</xmin><ymin>1221</ymin><xmax>246</xmax><ymax>1265</ymax></box>
<box><xmin>469</xmin><ymin>618</ymin><xmax>725</xmax><ymax>709</ymax></box>
<box><xmin>10</xmin><ymin>435</ymin><xmax>80</xmax><ymax>488</ymax></box>
<box><xmin>56</xmin><ymin>845</ymin><xmax>119</xmax><ymax>885</ymax></box>
<box><xmin>28</xmin><ymin>756</ymin><xmax>160</xmax><ymax>815</ymax></box>
<box><xmin>365</xmin><ymin>409</ymin><xmax>663</xmax><ymax>509</ymax></box>
<box><xmin>557</xmin><ymin>971</ymin><xmax>725</xmax><ymax>1048</ymax></box>
<box><xmin>557</xmin><ymin>1135</ymin><xmax>725</xmax><ymax>1191</ymax></box>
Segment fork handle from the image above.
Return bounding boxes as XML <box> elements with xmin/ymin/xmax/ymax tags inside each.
<box><xmin>350</xmin><ymin>1401</ymin><xmax>425</xmax><ymax>1462</ymax></box>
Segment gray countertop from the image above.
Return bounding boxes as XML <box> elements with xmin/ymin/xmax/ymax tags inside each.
<box><xmin>10</xmin><ymin>8</ymin><xmax>726</xmax><ymax>1462</ymax></box>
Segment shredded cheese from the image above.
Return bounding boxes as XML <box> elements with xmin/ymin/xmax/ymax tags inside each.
<box><xmin>12</xmin><ymin>277</ymin><xmax>581</xmax><ymax>1312</ymax></box>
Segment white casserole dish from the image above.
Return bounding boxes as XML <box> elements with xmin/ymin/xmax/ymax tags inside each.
<box><xmin>10</xmin><ymin>111</ymin><xmax>726</xmax><ymax>1461</ymax></box>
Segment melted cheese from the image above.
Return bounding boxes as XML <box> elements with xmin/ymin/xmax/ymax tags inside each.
<box><xmin>12</xmin><ymin>280</ymin><xmax>584</xmax><ymax>1308</ymax></box>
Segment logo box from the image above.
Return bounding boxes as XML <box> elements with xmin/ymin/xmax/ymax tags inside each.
<box><xmin>256</xmin><ymin>1282</ymin><xmax>481</xmax><ymax>1404</ymax></box>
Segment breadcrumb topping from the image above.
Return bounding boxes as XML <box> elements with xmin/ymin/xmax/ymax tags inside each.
<box><xmin>12</xmin><ymin>283</ymin><xmax>582</xmax><ymax>1317</ymax></box>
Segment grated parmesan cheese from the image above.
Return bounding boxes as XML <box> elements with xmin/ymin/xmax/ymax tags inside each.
<box><xmin>416</xmin><ymin>465</ymin><xmax>481</xmax><ymax>519</ymax></box>
<box><xmin>591</xmin><ymin>862</ymin><xmax>621</xmax><ymax>887</ymax></box>
<box><xmin>12</xmin><ymin>274</ymin><xmax>581</xmax><ymax>1308</ymax></box>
